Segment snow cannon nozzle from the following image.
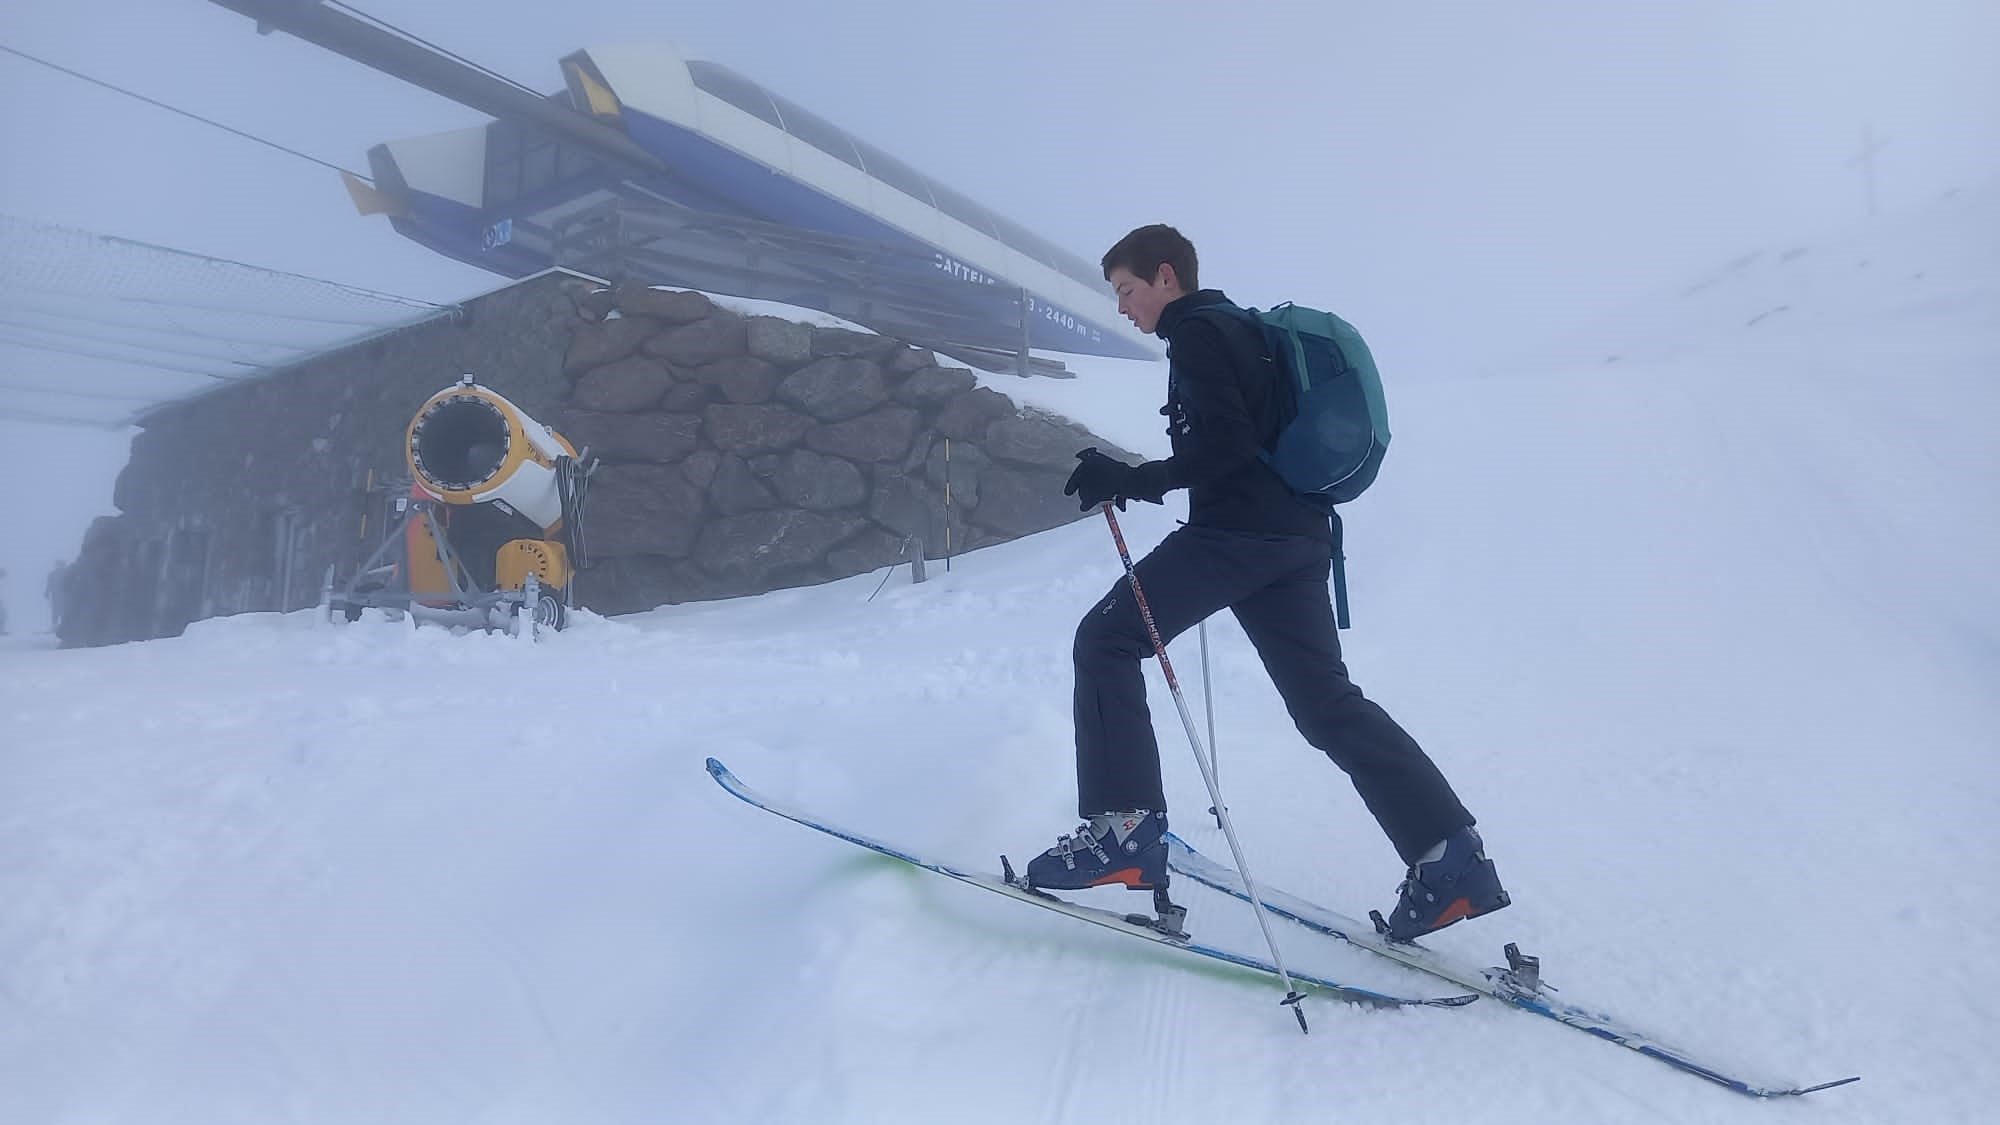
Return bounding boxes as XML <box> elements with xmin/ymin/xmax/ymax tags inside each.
<box><xmin>403</xmin><ymin>379</ymin><xmax>578</xmax><ymax>526</ymax></box>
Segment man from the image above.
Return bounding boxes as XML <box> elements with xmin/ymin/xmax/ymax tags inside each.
<box><xmin>1020</xmin><ymin>224</ymin><xmax>1509</xmax><ymax>941</ymax></box>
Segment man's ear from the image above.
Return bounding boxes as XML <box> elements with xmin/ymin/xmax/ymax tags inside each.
<box><xmin>1154</xmin><ymin>263</ymin><xmax>1178</xmax><ymax>291</ymax></box>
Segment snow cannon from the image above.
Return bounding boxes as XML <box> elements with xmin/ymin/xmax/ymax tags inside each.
<box><xmin>406</xmin><ymin>377</ymin><xmax>575</xmax><ymax>527</ymax></box>
<box><xmin>321</xmin><ymin>376</ymin><xmax>596</xmax><ymax>637</ymax></box>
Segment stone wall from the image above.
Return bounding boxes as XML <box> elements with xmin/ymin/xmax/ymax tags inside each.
<box><xmin>56</xmin><ymin>270</ymin><xmax>1132</xmax><ymax>646</ymax></box>
<box><xmin>557</xmin><ymin>283</ymin><xmax>1124</xmax><ymax>612</ymax></box>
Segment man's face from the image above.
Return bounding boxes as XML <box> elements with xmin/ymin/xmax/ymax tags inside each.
<box><xmin>1108</xmin><ymin>265</ymin><xmax>1182</xmax><ymax>335</ymax></box>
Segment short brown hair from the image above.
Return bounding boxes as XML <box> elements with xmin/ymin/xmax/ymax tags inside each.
<box><xmin>1101</xmin><ymin>224</ymin><xmax>1198</xmax><ymax>290</ymax></box>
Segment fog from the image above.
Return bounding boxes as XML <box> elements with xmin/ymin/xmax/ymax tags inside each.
<box><xmin>1</xmin><ymin>0</ymin><xmax>1995</xmax><ymax>629</ymax></box>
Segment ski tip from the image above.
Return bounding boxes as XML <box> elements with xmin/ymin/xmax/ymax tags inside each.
<box><xmin>705</xmin><ymin>757</ymin><xmax>731</xmax><ymax>779</ymax></box>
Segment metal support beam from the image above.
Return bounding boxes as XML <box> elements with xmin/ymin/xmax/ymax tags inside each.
<box><xmin>548</xmin><ymin>197</ymin><xmax>1076</xmax><ymax>362</ymax></box>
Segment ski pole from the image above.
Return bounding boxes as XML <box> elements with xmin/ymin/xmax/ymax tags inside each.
<box><xmin>1099</xmin><ymin>504</ymin><xmax>1309</xmax><ymax>1033</ymax></box>
<box><xmin>1198</xmin><ymin>621</ymin><xmax>1222</xmax><ymax>829</ymax></box>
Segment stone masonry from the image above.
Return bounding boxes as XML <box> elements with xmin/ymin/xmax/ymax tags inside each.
<box><xmin>56</xmin><ymin>271</ymin><xmax>1137</xmax><ymax>646</ymax></box>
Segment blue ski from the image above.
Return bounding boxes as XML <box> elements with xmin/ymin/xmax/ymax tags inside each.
<box><xmin>706</xmin><ymin>759</ymin><xmax>1476</xmax><ymax>1012</ymax></box>
<box><xmin>1165</xmin><ymin>833</ymin><xmax>1858</xmax><ymax>1097</ymax></box>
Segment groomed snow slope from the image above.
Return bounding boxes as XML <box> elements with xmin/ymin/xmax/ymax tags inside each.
<box><xmin>3</xmin><ymin>185</ymin><xmax>1995</xmax><ymax>1124</ymax></box>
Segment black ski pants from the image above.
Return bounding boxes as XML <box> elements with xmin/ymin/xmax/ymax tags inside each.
<box><xmin>1072</xmin><ymin>523</ymin><xmax>1473</xmax><ymax>866</ymax></box>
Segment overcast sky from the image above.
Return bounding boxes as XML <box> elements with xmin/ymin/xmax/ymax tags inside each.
<box><xmin>1</xmin><ymin>0</ymin><xmax>1996</xmax><ymax>625</ymax></box>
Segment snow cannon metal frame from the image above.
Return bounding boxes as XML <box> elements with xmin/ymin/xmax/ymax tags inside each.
<box><xmin>321</xmin><ymin>376</ymin><xmax>595</xmax><ymax>637</ymax></box>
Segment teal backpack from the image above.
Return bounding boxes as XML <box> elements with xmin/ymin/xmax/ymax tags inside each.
<box><xmin>1222</xmin><ymin>302</ymin><xmax>1391</xmax><ymax>505</ymax></box>
<box><xmin>1196</xmin><ymin>302</ymin><xmax>1392</xmax><ymax>627</ymax></box>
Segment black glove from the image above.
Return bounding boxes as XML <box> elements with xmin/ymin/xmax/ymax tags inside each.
<box><xmin>1063</xmin><ymin>448</ymin><xmax>1171</xmax><ymax>512</ymax></box>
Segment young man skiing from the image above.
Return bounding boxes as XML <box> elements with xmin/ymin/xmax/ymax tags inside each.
<box><xmin>1021</xmin><ymin>224</ymin><xmax>1509</xmax><ymax>941</ymax></box>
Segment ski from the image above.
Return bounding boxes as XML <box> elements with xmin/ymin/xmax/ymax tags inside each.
<box><xmin>1165</xmin><ymin>833</ymin><xmax>1858</xmax><ymax>1097</ymax></box>
<box><xmin>706</xmin><ymin>759</ymin><xmax>1476</xmax><ymax>1013</ymax></box>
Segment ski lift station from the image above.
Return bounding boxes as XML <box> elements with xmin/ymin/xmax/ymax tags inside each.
<box><xmin>318</xmin><ymin>26</ymin><xmax>1156</xmax><ymax>371</ymax></box>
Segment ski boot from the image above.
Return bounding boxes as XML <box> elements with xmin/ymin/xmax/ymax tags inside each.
<box><xmin>1022</xmin><ymin>810</ymin><xmax>1169</xmax><ymax>891</ymax></box>
<box><xmin>1372</xmin><ymin>826</ymin><xmax>1510</xmax><ymax>942</ymax></box>
<box><xmin>1013</xmin><ymin>810</ymin><xmax>1184</xmax><ymax>938</ymax></box>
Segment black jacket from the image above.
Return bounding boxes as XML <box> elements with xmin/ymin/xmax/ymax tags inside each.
<box><xmin>1137</xmin><ymin>289</ymin><xmax>1333</xmax><ymax>541</ymax></box>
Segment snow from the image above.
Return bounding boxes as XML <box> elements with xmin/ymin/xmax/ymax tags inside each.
<box><xmin>3</xmin><ymin>184</ymin><xmax>1997</xmax><ymax>1123</ymax></box>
